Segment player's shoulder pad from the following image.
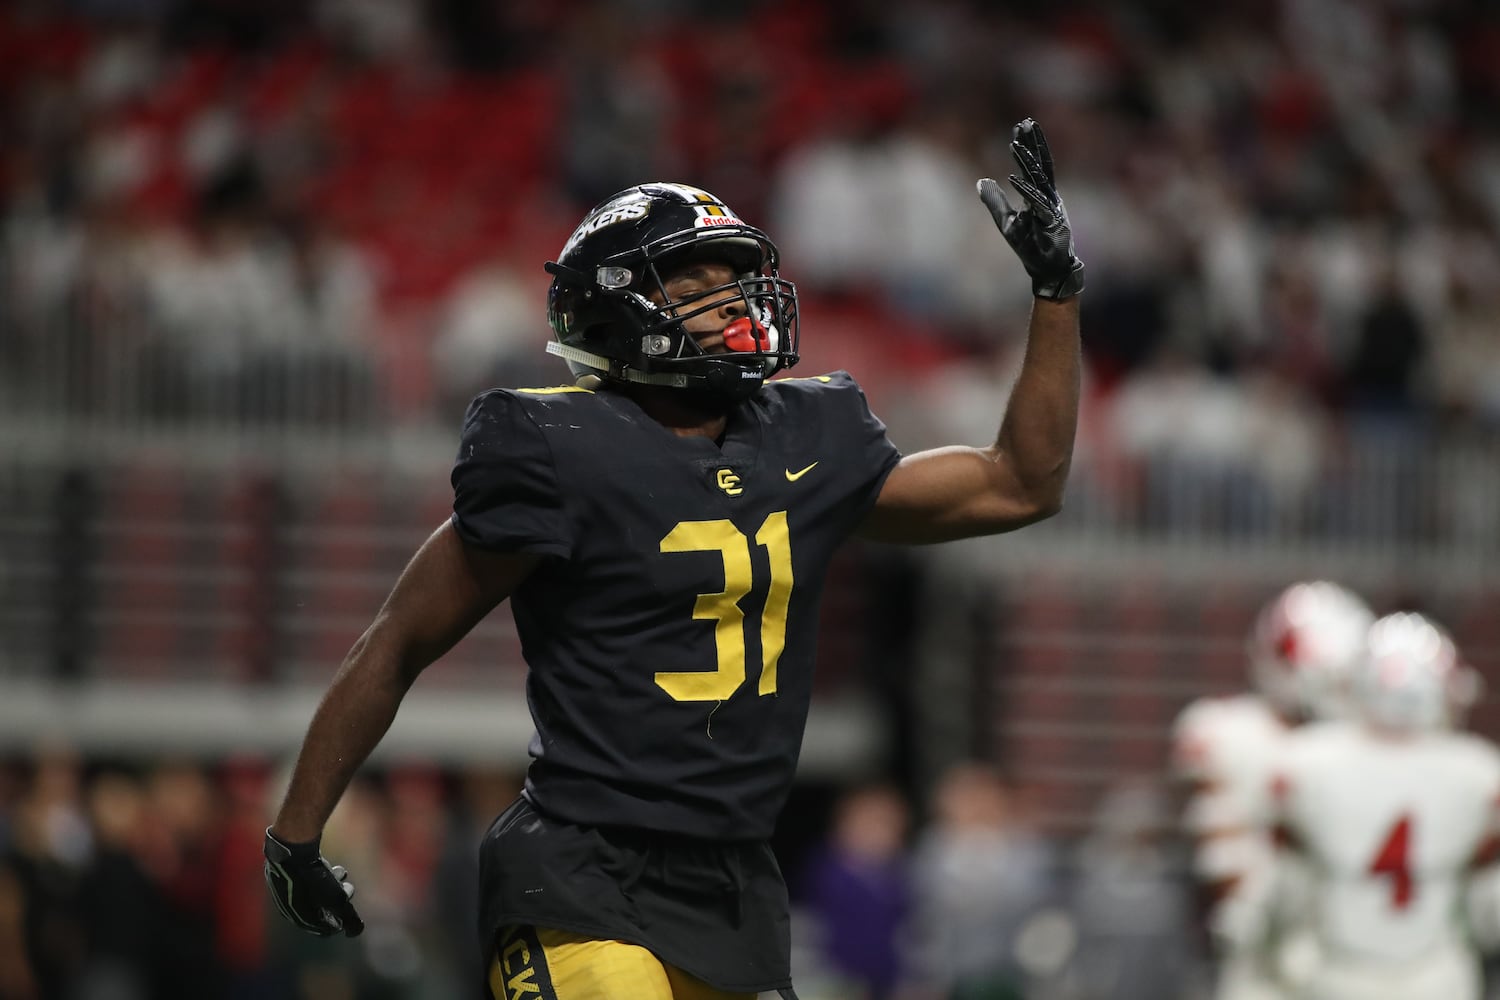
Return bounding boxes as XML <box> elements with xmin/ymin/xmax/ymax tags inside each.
<box><xmin>453</xmin><ymin>388</ymin><xmax>576</xmax><ymax>555</ymax></box>
<box><xmin>1171</xmin><ymin>697</ymin><xmax>1216</xmax><ymax>737</ymax></box>
<box><xmin>1171</xmin><ymin>698</ymin><xmax>1229</xmax><ymax>778</ymax></box>
<box><xmin>766</xmin><ymin>370</ymin><xmax>860</xmax><ymax>390</ymax></box>
<box><xmin>1172</xmin><ymin>694</ymin><xmax>1258</xmax><ymax>736</ymax></box>
<box><xmin>461</xmin><ymin>385</ymin><xmax>597</xmax><ymax>440</ymax></box>
<box><xmin>1278</xmin><ymin>719</ymin><xmax>1354</xmax><ymax>765</ymax></box>
<box><xmin>1447</xmin><ymin>730</ymin><xmax>1500</xmax><ymax>776</ymax></box>
<box><xmin>463</xmin><ymin>385</ymin><xmax>599</xmax><ymax>422</ymax></box>
<box><xmin>503</xmin><ymin>384</ymin><xmax>601</xmax><ymax>408</ymax></box>
<box><xmin>762</xmin><ymin>370</ymin><xmax>865</xmax><ymax>403</ymax></box>
<box><xmin>761</xmin><ymin>370</ymin><xmax>879</xmax><ymax>423</ymax></box>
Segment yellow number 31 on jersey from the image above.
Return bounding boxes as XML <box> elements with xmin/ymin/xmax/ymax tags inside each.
<box><xmin>656</xmin><ymin>512</ymin><xmax>793</xmax><ymax>701</ymax></box>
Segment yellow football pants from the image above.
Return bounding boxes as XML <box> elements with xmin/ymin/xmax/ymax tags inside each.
<box><xmin>488</xmin><ymin>925</ymin><xmax>757</xmax><ymax>1000</ymax></box>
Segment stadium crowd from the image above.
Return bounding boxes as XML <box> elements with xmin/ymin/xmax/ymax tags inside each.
<box><xmin>4</xmin><ymin>0</ymin><xmax>1500</xmax><ymax>447</ymax></box>
<box><xmin>0</xmin><ymin>748</ymin><xmax>1201</xmax><ymax>1000</ymax></box>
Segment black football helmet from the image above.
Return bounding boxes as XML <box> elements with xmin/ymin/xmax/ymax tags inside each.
<box><xmin>544</xmin><ymin>183</ymin><xmax>799</xmax><ymax>402</ymax></box>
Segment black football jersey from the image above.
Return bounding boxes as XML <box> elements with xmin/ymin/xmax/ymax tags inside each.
<box><xmin>450</xmin><ymin>371</ymin><xmax>901</xmax><ymax>840</ymax></box>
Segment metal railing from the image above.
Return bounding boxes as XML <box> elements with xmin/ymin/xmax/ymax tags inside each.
<box><xmin>6</xmin><ymin>260</ymin><xmax>1499</xmax><ymax>559</ymax></box>
<box><xmin>7</xmin><ymin>244</ymin><xmax>1500</xmax><ymax>797</ymax></box>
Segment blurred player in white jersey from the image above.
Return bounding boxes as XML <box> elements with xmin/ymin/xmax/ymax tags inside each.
<box><xmin>1265</xmin><ymin>611</ymin><xmax>1494</xmax><ymax>1000</ymax></box>
<box><xmin>1169</xmin><ymin>581</ymin><xmax>1374</xmax><ymax>1000</ymax></box>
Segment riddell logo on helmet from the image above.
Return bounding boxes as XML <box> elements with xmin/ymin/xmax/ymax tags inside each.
<box><xmin>696</xmin><ymin>216</ymin><xmax>745</xmax><ymax>227</ymax></box>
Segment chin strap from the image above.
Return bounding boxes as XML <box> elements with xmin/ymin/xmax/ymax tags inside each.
<box><xmin>544</xmin><ymin>341</ymin><xmax>691</xmax><ymax>389</ymax></box>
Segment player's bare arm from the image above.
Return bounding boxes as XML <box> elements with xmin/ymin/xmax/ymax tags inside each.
<box><xmin>860</xmin><ymin>118</ymin><xmax>1084</xmax><ymax>544</ymax></box>
<box><xmin>272</xmin><ymin>522</ymin><xmax>537</xmax><ymax>844</ymax></box>
<box><xmin>265</xmin><ymin>523</ymin><xmax>535</xmax><ymax>937</ymax></box>
<box><xmin>861</xmin><ymin>297</ymin><xmax>1079</xmax><ymax>543</ymax></box>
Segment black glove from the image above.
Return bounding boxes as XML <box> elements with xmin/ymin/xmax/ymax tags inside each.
<box><xmin>978</xmin><ymin>117</ymin><xmax>1086</xmax><ymax>301</ymax></box>
<box><xmin>263</xmin><ymin>828</ymin><xmax>364</xmax><ymax>937</ymax></box>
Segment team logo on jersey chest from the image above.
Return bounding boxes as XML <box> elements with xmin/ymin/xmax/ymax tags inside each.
<box><xmin>715</xmin><ymin>468</ymin><xmax>743</xmax><ymax>496</ymax></box>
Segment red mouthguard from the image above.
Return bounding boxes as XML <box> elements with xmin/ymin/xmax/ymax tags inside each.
<box><xmin>722</xmin><ymin>316</ymin><xmax>770</xmax><ymax>353</ymax></box>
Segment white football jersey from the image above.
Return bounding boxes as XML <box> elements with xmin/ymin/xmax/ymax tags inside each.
<box><xmin>1172</xmin><ymin>695</ymin><xmax>1296</xmax><ymax>999</ymax></box>
<box><xmin>1273</xmin><ymin>722</ymin><xmax>1500</xmax><ymax>965</ymax></box>
<box><xmin>1172</xmin><ymin>694</ymin><xmax>1290</xmax><ymax>881</ymax></box>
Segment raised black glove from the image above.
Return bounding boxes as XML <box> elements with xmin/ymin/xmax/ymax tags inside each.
<box><xmin>977</xmin><ymin>117</ymin><xmax>1085</xmax><ymax>301</ymax></box>
<box><xmin>263</xmin><ymin>828</ymin><xmax>364</xmax><ymax>937</ymax></box>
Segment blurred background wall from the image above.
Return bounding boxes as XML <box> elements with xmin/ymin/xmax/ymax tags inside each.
<box><xmin>3</xmin><ymin>0</ymin><xmax>1500</xmax><ymax>998</ymax></box>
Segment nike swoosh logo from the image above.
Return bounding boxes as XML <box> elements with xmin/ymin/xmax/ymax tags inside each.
<box><xmin>785</xmin><ymin>462</ymin><xmax>818</xmax><ymax>482</ymax></box>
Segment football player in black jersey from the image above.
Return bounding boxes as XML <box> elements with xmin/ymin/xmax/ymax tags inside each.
<box><xmin>264</xmin><ymin>118</ymin><xmax>1085</xmax><ymax>1000</ymax></box>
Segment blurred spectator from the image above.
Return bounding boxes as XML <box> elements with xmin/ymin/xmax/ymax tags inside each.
<box><xmin>1108</xmin><ymin>342</ymin><xmax>1326</xmax><ymax>534</ymax></box>
<box><xmin>0</xmin><ymin>863</ymin><xmax>35</xmax><ymax>1000</ymax></box>
<box><xmin>76</xmin><ymin>770</ymin><xmax>160</xmax><ymax>1000</ymax></box>
<box><xmin>431</xmin><ymin>251</ymin><xmax>552</xmax><ymax>408</ymax></box>
<box><xmin>3</xmin><ymin>746</ymin><xmax>93</xmax><ymax>1000</ymax></box>
<box><xmin>0</xmin><ymin>763</ymin><xmax>22</xmax><ymax>857</ymax></box>
<box><xmin>217</xmin><ymin>758</ymin><xmax>276</xmax><ymax>998</ymax></box>
<box><xmin>377</xmin><ymin>764</ymin><xmax>445</xmax><ymax>993</ymax></box>
<box><xmin>1343</xmin><ymin>258</ymin><xmax>1429</xmax><ymax>417</ymax></box>
<box><xmin>1431</xmin><ymin>272</ymin><xmax>1500</xmax><ymax>432</ymax></box>
<box><xmin>267</xmin><ymin>212</ymin><xmax>381</xmax><ymax>424</ymax></box>
<box><xmin>1062</xmin><ymin>126</ymin><xmax>1177</xmax><ymax>381</ymax></box>
<box><xmin>878</xmin><ymin>97</ymin><xmax>1028</xmax><ymax>336</ymax></box>
<box><xmin>766</xmin><ymin>74</ymin><xmax>895</xmax><ymax>297</ymax></box>
<box><xmin>138</xmin><ymin>159</ymin><xmax>287</xmax><ymax>416</ymax></box>
<box><xmin>142</xmin><ymin>760</ymin><xmax>229</xmax><ymax>999</ymax></box>
<box><xmin>556</xmin><ymin>4</ymin><xmax>679</xmax><ymax>208</ymax></box>
<box><xmin>765</xmin><ymin>62</ymin><xmax>1037</xmax><ymax>339</ymax></box>
<box><xmin>314</xmin><ymin>0</ymin><xmax>428</xmax><ymax>66</ymax></box>
<box><xmin>138</xmin><ymin>158</ymin><xmax>378</xmax><ymax>426</ymax></box>
<box><xmin>1059</xmin><ymin>777</ymin><xmax>1201</xmax><ymax>1000</ymax></box>
<box><xmin>1257</xmin><ymin>257</ymin><xmax>1340</xmax><ymax>403</ymax></box>
<box><xmin>908</xmin><ymin>762</ymin><xmax>1057</xmax><ymax>1000</ymax></box>
<box><xmin>802</xmin><ymin>782</ymin><xmax>913</xmax><ymax>1000</ymax></box>
<box><xmin>431</xmin><ymin>768</ymin><xmax>522</xmax><ymax>990</ymax></box>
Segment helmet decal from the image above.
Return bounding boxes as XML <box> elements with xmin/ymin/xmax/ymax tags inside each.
<box><xmin>1275</xmin><ymin>627</ymin><xmax>1300</xmax><ymax>665</ymax></box>
<box><xmin>1247</xmin><ymin>580</ymin><xmax>1374</xmax><ymax>721</ymax></box>
<box><xmin>696</xmin><ymin>213</ymin><xmax>748</xmax><ymax>229</ymax></box>
<box><xmin>559</xmin><ymin>193</ymin><xmax>652</xmax><ymax>260</ymax></box>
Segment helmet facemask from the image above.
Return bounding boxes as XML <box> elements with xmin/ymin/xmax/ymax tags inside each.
<box><xmin>545</xmin><ymin>184</ymin><xmax>800</xmax><ymax>403</ymax></box>
<box><xmin>631</xmin><ymin>244</ymin><xmax>796</xmax><ymax>382</ymax></box>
